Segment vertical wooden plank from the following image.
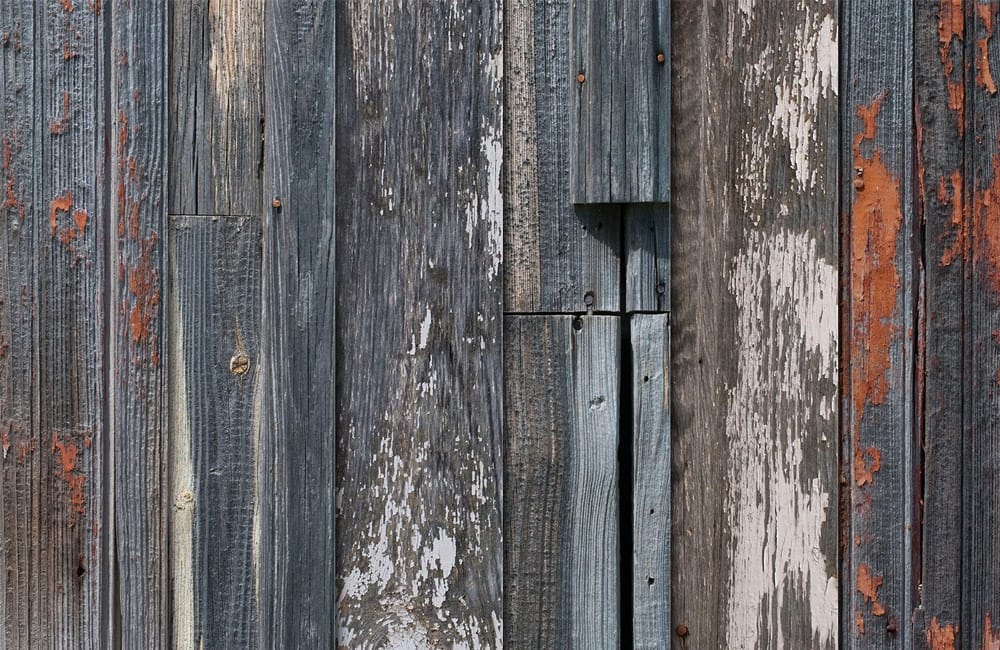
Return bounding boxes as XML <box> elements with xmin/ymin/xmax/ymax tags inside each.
<box><xmin>168</xmin><ymin>0</ymin><xmax>264</xmax><ymax>216</ymax></box>
<box><xmin>504</xmin><ymin>0</ymin><xmax>620</xmax><ymax>314</ymax></box>
<box><xmin>504</xmin><ymin>315</ymin><xmax>620</xmax><ymax>648</ymax></box>
<box><xmin>335</xmin><ymin>0</ymin><xmax>503</xmax><ymax>645</ymax></box>
<box><xmin>844</xmin><ymin>0</ymin><xmax>916</xmax><ymax>646</ymax></box>
<box><xmin>631</xmin><ymin>313</ymin><xmax>669</xmax><ymax>648</ymax></box>
<box><xmin>168</xmin><ymin>215</ymin><xmax>260</xmax><ymax>649</ymax></box>
<box><xmin>258</xmin><ymin>1</ymin><xmax>335</xmax><ymax>647</ymax></box>
<box><xmin>111</xmin><ymin>0</ymin><xmax>170</xmax><ymax>646</ymax></box>
<box><xmin>914</xmin><ymin>0</ymin><xmax>964</xmax><ymax>644</ymax></box>
<box><xmin>569</xmin><ymin>0</ymin><xmax>669</xmax><ymax>204</ymax></box>
<box><xmin>671</xmin><ymin>1</ymin><xmax>839</xmax><ymax>648</ymax></box>
<box><xmin>625</xmin><ymin>203</ymin><xmax>669</xmax><ymax>313</ymax></box>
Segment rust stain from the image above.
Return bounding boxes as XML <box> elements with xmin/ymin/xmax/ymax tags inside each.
<box><xmin>51</xmin><ymin>432</ymin><xmax>85</xmax><ymax>515</ymax></box>
<box><xmin>979</xmin><ymin>3</ymin><xmax>999</xmax><ymax>94</ymax></box>
<box><xmin>986</xmin><ymin>612</ymin><xmax>1000</xmax><ymax>649</ymax></box>
<box><xmin>856</xmin><ymin>564</ymin><xmax>886</xmax><ymax>618</ymax></box>
<box><xmin>940</xmin><ymin>170</ymin><xmax>967</xmax><ymax>266</ymax></box>
<box><xmin>927</xmin><ymin>617</ymin><xmax>958</xmax><ymax>650</ymax></box>
<box><xmin>939</xmin><ymin>0</ymin><xmax>966</xmax><ymax>128</ymax></box>
<box><xmin>50</xmin><ymin>192</ymin><xmax>73</xmax><ymax>236</ymax></box>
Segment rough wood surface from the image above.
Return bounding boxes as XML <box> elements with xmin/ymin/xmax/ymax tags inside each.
<box><xmin>671</xmin><ymin>1</ymin><xmax>839</xmax><ymax>648</ymax></box>
<box><xmin>110</xmin><ymin>0</ymin><xmax>170</xmax><ymax>646</ymax></box>
<box><xmin>504</xmin><ymin>315</ymin><xmax>620</xmax><ymax>649</ymax></box>
<box><xmin>569</xmin><ymin>0</ymin><xmax>669</xmax><ymax>203</ymax></box>
<box><xmin>625</xmin><ymin>203</ymin><xmax>670</xmax><ymax>313</ymax></box>
<box><xmin>631</xmin><ymin>313</ymin><xmax>670</xmax><ymax>648</ymax></box>
<box><xmin>504</xmin><ymin>0</ymin><xmax>620</xmax><ymax>313</ymax></box>
<box><xmin>257</xmin><ymin>1</ymin><xmax>336</xmax><ymax>647</ymax></box>
<box><xmin>335</xmin><ymin>0</ymin><xmax>503</xmax><ymax>645</ymax></box>
<box><xmin>843</xmin><ymin>1</ymin><xmax>916</xmax><ymax>647</ymax></box>
<box><xmin>168</xmin><ymin>0</ymin><xmax>264</xmax><ymax>216</ymax></box>
<box><xmin>168</xmin><ymin>215</ymin><xmax>260</xmax><ymax>649</ymax></box>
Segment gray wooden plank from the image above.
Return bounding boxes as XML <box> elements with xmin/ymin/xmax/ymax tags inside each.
<box><xmin>625</xmin><ymin>203</ymin><xmax>669</xmax><ymax>313</ymax></box>
<box><xmin>168</xmin><ymin>215</ymin><xmax>260</xmax><ymax>649</ymax></box>
<box><xmin>504</xmin><ymin>315</ymin><xmax>620</xmax><ymax>648</ymax></box>
<box><xmin>631</xmin><ymin>313</ymin><xmax>670</xmax><ymax>649</ymax></box>
<box><xmin>257</xmin><ymin>1</ymin><xmax>336</xmax><ymax>647</ymax></box>
<box><xmin>569</xmin><ymin>0</ymin><xmax>669</xmax><ymax>203</ymax></box>
<box><xmin>335</xmin><ymin>0</ymin><xmax>503</xmax><ymax>645</ymax></box>
<box><xmin>110</xmin><ymin>0</ymin><xmax>170</xmax><ymax>646</ymax></box>
<box><xmin>504</xmin><ymin>0</ymin><xmax>620</xmax><ymax>313</ymax></box>
<box><xmin>843</xmin><ymin>0</ymin><xmax>916</xmax><ymax>646</ymax></box>
<box><xmin>168</xmin><ymin>0</ymin><xmax>264</xmax><ymax>216</ymax></box>
<box><xmin>671</xmin><ymin>1</ymin><xmax>839</xmax><ymax>648</ymax></box>
<box><xmin>914</xmin><ymin>0</ymin><xmax>964</xmax><ymax>644</ymax></box>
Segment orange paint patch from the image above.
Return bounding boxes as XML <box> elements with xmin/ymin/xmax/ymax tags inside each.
<box><xmin>72</xmin><ymin>208</ymin><xmax>88</xmax><ymax>233</ymax></box>
<box><xmin>854</xmin><ymin>446</ymin><xmax>882</xmax><ymax>487</ymax></box>
<box><xmin>51</xmin><ymin>432</ymin><xmax>85</xmax><ymax>515</ymax></box>
<box><xmin>50</xmin><ymin>192</ymin><xmax>73</xmax><ymax>236</ymax></box>
<box><xmin>59</xmin><ymin>0</ymin><xmax>73</xmax><ymax>12</ymax></box>
<box><xmin>927</xmin><ymin>617</ymin><xmax>957</xmax><ymax>650</ymax></box>
<box><xmin>856</xmin><ymin>564</ymin><xmax>886</xmax><ymax>617</ymax></box>
<box><xmin>979</xmin><ymin>3</ymin><xmax>999</xmax><ymax>94</ymax></box>
<box><xmin>939</xmin><ymin>0</ymin><xmax>965</xmax><ymax>128</ymax></box>
<box><xmin>985</xmin><ymin>612</ymin><xmax>1000</xmax><ymax>649</ymax></box>
<box><xmin>856</xmin><ymin>610</ymin><xmax>865</xmax><ymax>634</ymax></box>
<box><xmin>940</xmin><ymin>170</ymin><xmax>967</xmax><ymax>266</ymax></box>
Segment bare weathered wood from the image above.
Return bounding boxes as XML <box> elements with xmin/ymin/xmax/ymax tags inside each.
<box><xmin>258</xmin><ymin>1</ymin><xmax>336</xmax><ymax>647</ymax></box>
<box><xmin>504</xmin><ymin>315</ymin><xmax>620</xmax><ymax>648</ymax></box>
<box><xmin>504</xmin><ymin>0</ymin><xmax>620</xmax><ymax>313</ymax></box>
<box><xmin>335</xmin><ymin>1</ymin><xmax>503</xmax><ymax>645</ymax></box>
<box><xmin>169</xmin><ymin>0</ymin><xmax>264</xmax><ymax>216</ymax></box>
<box><xmin>168</xmin><ymin>215</ymin><xmax>260</xmax><ymax>649</ymax></box>
<box><xmin>625</xmin><ymin>204</ymin><xmax>669</xmax><ymax>313</ymax></box>
<box><xmin>631</xmin><ymin>313</ymin><xmax>670</xmax><ymax>648</ymax></box>
<box><xmin>844</xmin><ymin>1</ymin><xmax>916</xmax><ymax>646</ymax></box>
<box><xmin>671</xmin><ymin>1</ymin><xmax>839</xmax><ymax>647</ymax></box>
<box><xmin>569</xmin><ymin>0</ymin><xmax>669</xmax><ymax>203</ymax></box>
<box><xmin>111</xmin><ymin>0</ymin><xmax>170</xmax><ymax>646</ymax></box>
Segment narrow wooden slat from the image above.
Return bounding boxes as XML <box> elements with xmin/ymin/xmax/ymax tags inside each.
<box><xmin>335</xmin><ymin>0</ymin><xmax>503</xmax><ymax>644</ymax></box>
<box><xmin>844</xmin><ymin>1</ymin><xmax>916</xmax><ymax>646</ymax></box>
<box><xmin>168</xmin><ymin>0</ymin><xmax>264</xmax><ymax>216</ymax></box>
<box><xmin>914</xmin><ymin>0</ymin><xmax>964</xmax><ymax>644</ymax></box>
<box><xmin>630</xmin><ymin>313</ymin><xmax>669</xmax><ymax>648</ymax></box>
<box><xmin>504</xmin><ymin>0</ymin><xmax>620</xmax><ymax>313</ymax></box>
<box><xmin>625</xmin><ymin>203</ymin><xmax>669</xmax><ymax>313</ymax></box>
<box><xmin>110</xmin><ymin>0</ymin><xmax>170</xmax><ymax>646</ymax></box>
<box><xmin>258</xmin><ymin>1</ymin><xmax>336</xmax><ymax>647</ymax></box>
<box><xmin>569</xmin><ymin>0</ymin><xmax>669</xmax><ymax>203</ymax></box>
<box><xmin>504</xmin><ymin>315</ymin><xmax>620</xmax><ymax>648</ymax></box>
<box><xmin>168</xmin><ymin>215</ymin><xmax>260</xmax><ymax>649</ymax></box>
<box><xmin>672</xmin><ymin>1</ymin><xmax>839</xmax><ymax>647</ymax></box>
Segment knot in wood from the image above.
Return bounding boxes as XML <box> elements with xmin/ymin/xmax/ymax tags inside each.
<box><xmin>230</xmin><ymin>353</ymin><xmax>250</xmax><ymax>376</ymax></box>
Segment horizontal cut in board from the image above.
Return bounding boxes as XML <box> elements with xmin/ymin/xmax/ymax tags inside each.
<box><xmin>570</xmin><ymin>0</ymin><xmax>670</xmax><ymax>203</ymax></box>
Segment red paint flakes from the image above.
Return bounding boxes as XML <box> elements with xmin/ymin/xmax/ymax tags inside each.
<box><xmin>854</xmin><ymin>446</ymin><xmax>882</xmax><ymax>487</ymax></box>
<box><xmin>62</xmin><ymin>40</ymin><xmax>77</xmax><ymax>60</ymax></box>
<box><xmin>125</xmin><ymin>234</ymin><xmax>160</xmax><ymax>344</ymax></box>
<box><xmin>59</xmin><ymin>0</ymin><xmax>73</xmax><ymax>12</ymax></box>
<box><xmin>939</xmin><ymin>0</ymin><xmax>966</xmax><ymax>128</ymax></box>
<box><xmin>927</xmin><ymin>617</ymin><xmax>958</xmax><ymax>650</ymax></box>
<box><xmin>856</xmin><ymin>564</ymin><xmax>886</xmax><ymax>619</ymax></box>
<box><xmin>2</xmin><ymin>136</ymin><xmax>25</xmax><ymax>221</ymax></box>
<box><xmin>979</xmin><ymin>3</ymin><xmax>999</xmax><ymax>94</ymax></box>
<box><xmin>856</xmin><ymin>610</ymin><xmax>865</xmax><ymax>634</ymax></box>
<box><xmin>87</xmin><ymin>0</ymin><xmax>100</xmax><ymax>14</ymax></box>
<box><xmin>985</xmin><ymin>612</ymin><xmax>1000</xmax><ymax>649</ymax></box>
<box><xmin>51</xmin><ymin>432</ymin><xmax>85</xmax><ymax>515</ymax></box>
<box><xmin>73</xmin><ymin>208</ymin><xmax>88</xmax><ymax>233</ymax></box>
<box><xmin>972</xmin><ymin>141</ymin><xmax>1000</xmax><ymax>293</ymax></box>
<box><xmin>1</xmin><ymin>421</ymin><xmax>9</xmax><ymax>459</ymax></box>
<box><xmin>940</xmin><ymin>170</ymin><xmax>967</xmax><ymax>267</ymax></box>
<box><xmin>50</xmin><ymin>191</ymin><xmax>73</xmax><ymax>236</ymax></box>
<box><xmin>49</xmin><ymin>91</ymin><xmax>71</xmax><ymax>134</ymax></box>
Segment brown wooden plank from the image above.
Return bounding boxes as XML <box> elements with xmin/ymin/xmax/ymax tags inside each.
<box><xmin>335</xmin><ymin>0</ymin><xmax>503</xmax><ymax>644</ymax></box>
<box><xmin>671</xmin><ymin>1</ymin><xmax>839</xmax><ymax>647</ymax></box>
<box><xmin>168</xmin><ymin>215</ymin><xmax>260</xmax><ymax>649</ymax></box>
<box><xmin>504</xmin><ymin>314</ymin><xmax>620</xmax><ymax>648</ymax></box>
<box><xmin>168</xmin><ymin>0</ymin><xmax>264</xmax><ymax>216</ymax></box>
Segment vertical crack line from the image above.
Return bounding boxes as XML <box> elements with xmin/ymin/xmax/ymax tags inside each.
<box><xmin>618</xmin><ymin>312</ymin><xmax>634</xmax><ymax>650</ymax></box>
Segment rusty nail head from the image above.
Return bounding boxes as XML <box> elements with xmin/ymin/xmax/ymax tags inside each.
<box><xmin>656</xmin><ymin>52</ymin><xmax>665</xmax><ymax>63</ymax></box>
<box><xmin>583</xmin><ymin>291</ymin><xmax>595</xmax><ymax>307</ymax></box>
<box><xmin>272</xmin><ymin>197</ymin><xmax>282</xmax><ymax>209</ymax></box>
<box><xmin>230</xmin><ymin>353</ymin><xmax>250</xmax><ymax>376</ymax></box>
<box><xmin>853</xmin><ymin>178</ymin><xmax>865</xmax><ymax>191</ymax></box>
<box><xmin>676</xmin><ymin>624</ymin><xmax>689</xmax><ymax>638</ymax></box>
<box><xmin>577</xmin><ymin>72</ymin><xmax>586</xmax><ymax>83</ymax></box>
<box><xmin>855</xmin><ymin>167</ymin><xmax>864</xmax><ymax>177</ymax></box>
<box><xmin>886</xmin><ymin>620</ymin><xmax>898</xmax><ymax>634</ymax></box>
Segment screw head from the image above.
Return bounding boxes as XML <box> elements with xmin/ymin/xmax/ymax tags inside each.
<box><xmin>577</xmin><ymin>72</ymin><xmax>586</xmax><ymax>83</ymax></box>
<box><xmin>676</xmin><ymin>624</ymin><xmax>689</xmax><ymax>638</ymax></box>
<box><xmin>656</xmin><ymin>52</ymin><xmax>666</xmax><ymax>63</ymax></box>
<box><xmin>230</xmin><ymin>353</ymin><xmax>250</xmax><ymax>376</ymax></box>
<box><xmin>272</xmin><ymin>197</ymin><xmax>282</xmax><ymax>209</ymax></box>
<box><xmin>583</xmin><ymin>291</ymin><xmax>595</xmax><ymax>307</ymax></box>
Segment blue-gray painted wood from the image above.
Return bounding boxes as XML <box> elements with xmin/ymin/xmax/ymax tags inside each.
<box><xmin>625</xmin><ymin>203</ymin><xmax>670</xmax><ymax>313</ymax></box>
<box><xmin>569</xmin><ymin>0</ymin><xmax>669</xmax><ymax>204</ymax></box>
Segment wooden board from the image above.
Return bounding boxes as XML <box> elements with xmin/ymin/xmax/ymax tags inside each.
<box><xmin>504</xmin><ymin>0</ymin><xmax>620</xmax><ymax>313</ymax></box>
<box><xmin>168</xmin><ymin>215</ymin><xmax>260</xmax><ymax>649</ymax></box>
<box><xmin>671</xmin><ymin>1</ymin><xmax>839</xmax><ymax>647</ymax></box>
<box><xmin>334</xmin><ymin>1</ymin><xmax>503</xmax><ymax>645</ymax></box>
<box><xmin>843</xmin><ymin>1</ymin><xmax>916</xmax><ymax>647</ymax></box>
<box><xmin>631</xmin><ymin>313</ymin><xmax>670</xmax><ymax>648</ymax></box>
<box><xmin>110</xmin><ymin>1</ymin><xmax>170</xmax><ymax>646</ymax></box>
<box><xmin>569</xmin><ymin>0</ymin><xmax>670</xmax><ymax>203</ymax></box>
<box><xmin>257</xmin><ymin>1</ymin><xmax>336</xmax><ymax>647</ymax></box>
<box><xmin>504</xmin><ymin>315</ymin><xmax>620</xmax><ymax>648</ymax></box>
<box><xmin>625</xmin><ymin>204</ymin><xmax>670</xmax><ymax>313</ymax></box>
<box><xmin>168</xmin><ymin>0</ymin><xmax>264</xmax><ymax>216</ymax></box>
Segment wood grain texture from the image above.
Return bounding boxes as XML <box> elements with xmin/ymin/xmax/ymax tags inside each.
<box><xmin>335</xmin><ymin>0</ymin><xmax>503</xmax><ymax>645</ymax></box>
<box><xmin>504</xmin><ymin>315</ymin><xmax>620</xmax><ymax>649</ymax></box>
<box><xmin>631</xmin><ymin>313</ymin><xmax>670</xmax><ymax>648</ymax></box>
<box><xmin>671</xmin><ymin>1</ymin><xmax>839</xmax><ymax>648</ymax></box>
<box><xmin>258</xmin><ymin>1</ymin><xmax>336</xmax><ymax>647</ymax></box>
<box><xmin>625</xmin><ymin>203</ymin><xmax>669</xmax><ymax>313</ymax></box>
<box><xmin>1</xmin><ymin>1</ymin><xmax>109</xmax><ymax>647</ymax></box>
<box><xmin>110</xmin><ymin>0</ymin><xmax>170</xmax><ymax>646</ymax></box>
<box><xmin>168</xmin><ymin>0</ymin><xmax>264</xmax><ymax>216</ymax></box>
<box><xmin>843</xmin><ymin>1</ymin><xmax>916</xmax><ymax>646</ymax></box>
<box><xmin>504</xmin><ymin>0</ymin><xmax>620</xmax><ymax>313</ymax></box>
<box><xmin>168</xmin><ymin>215</ymin><xmax>260</xmax><ymax>649</ymax></box>
<box><xmin>569</xmin><ymin>0</ymin><xmax>669</xmax><ymax>203</ymax></box>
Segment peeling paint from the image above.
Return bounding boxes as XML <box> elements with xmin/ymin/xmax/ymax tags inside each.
<box><xmin>973</xmin><ymin>146</ymin><xmax>1000</xmax><ymax>293</ymax></box>
<box><xmin>985</xmin><ymin>612</ymin><xmax>1000</xmax><ymax>649</ymax></box>
<box><xmin>50</xmin><ymin>191</ymin><xmax>73</xmax><ymax>237</ymax></box>
<box><xmin>939</xmin><ymin>170</ymin><xmax>966</xmax><ymax>266</ymax></box>
<box><xmin>939</xmin><ymin>0</ymin><xmax>965</xmax><ymax>127</ymax></box>
<box><xmin>50</xmin><ymin>91</ymin><xmax>72</xmax><ymax>134</ymax></box>
<box><xmin>51</xmin><ymin>431</ymin><xmax>85</xmax><ymax>515</ymax></box>
<box><xmin>978</xmin><ymin>3</ymin><xmax>999</xmax><ymax>94</ymax></box>
<box><xmin>927</xmin><ymin>617</ymin><xmax>957</xmax><ymax>650</ymax></box>
<box><xmin>855</xmin><ymin>564</ymin><xmax>885</xmax><ymax>619</ymax></box>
